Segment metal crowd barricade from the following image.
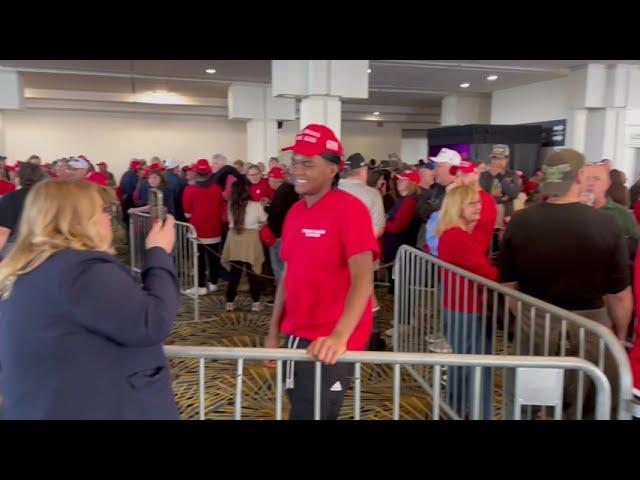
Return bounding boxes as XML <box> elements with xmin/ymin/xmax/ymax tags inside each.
<box><xmin>163</xmin><ymin>345</ymin><xmax>611</xmax><ymax>420</ymax></box>
<box><xmin>393</xmin><ymin>245</ymin><xmax>634</xmax><ymax>420</ymax></box>
<box><xmin>129</xmin><ymin>212</ymin><xmax>200</xmax><ymax>321</ymax></box>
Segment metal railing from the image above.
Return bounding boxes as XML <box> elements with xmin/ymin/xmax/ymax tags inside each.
<box><xmin>129</xmin><ymin>212</ymin><xmax>200</xmax><ymax>321</ymax></box>
<box><xmin>393</xmin><ymin>245</ymin><xmax>634</xmax><ymax>420</ymax></box>
<box><xmin>164</xmin><ymin>345</ymin><xmax>611</xmax><ymax>420</ymax></box>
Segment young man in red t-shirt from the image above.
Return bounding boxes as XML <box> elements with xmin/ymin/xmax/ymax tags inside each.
<box><xmin>264</xmin><ymin>124</ymin><xmax>380</xmax><ymax>420</ymax></box>
<box><xmin>182</xmin><ymin>159</ymin><xmax>225</xmax><ymax>295</ymax></box>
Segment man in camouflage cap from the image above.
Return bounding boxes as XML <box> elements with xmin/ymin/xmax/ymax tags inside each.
<box><xmin>480</xmin><ymin>144</ymin><xmax>521</xmax><ymax>225</ymax></box>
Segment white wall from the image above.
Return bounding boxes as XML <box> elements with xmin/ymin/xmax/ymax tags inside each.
<box><xmin>2</xmin><ymin>109</ymin><xmax>247</xmax><ymax>179</ymax></box>
<box><xmin>3</xmin><ymin>109</ymin><xmax>405</xmax><ymax>180</ymax></box>
<box><xmin>490</xmin><ymin>77</ymin><xmax>570</xmax><ymax>125</ymax></box>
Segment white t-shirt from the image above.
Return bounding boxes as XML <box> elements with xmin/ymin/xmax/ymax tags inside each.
<box><xmin>227</xmin><ymin>200</ymin><xmax>267</xmax><ymax>230</ymax></box>
<box><xmin>338</xmin><ymin>179</ymin><xmax>386</xmax><ymax>230</ymax></box>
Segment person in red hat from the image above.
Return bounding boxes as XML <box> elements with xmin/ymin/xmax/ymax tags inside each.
<box><xmin>382</xmin><ymin>169</ymin><xmax>421</xmax><ymax>294</ymax></box>
<box><xmin>182</xmin><ymin>159</ymin><xmax>225</xmax><ymax>296</ymax></box>
<box><xmin>96</xmin><ymin>161</ymin><xmax>116</xmax><ymax>187</ymax></box>
<box><xmin>264</xmin><ymin>124</ymin><xmax>379</xmax><ymax>420</ymax></box>
<box><xmin>263</xmin><ymin>166</ymin><xmax>298</xmax><ymax>284</ymax></box>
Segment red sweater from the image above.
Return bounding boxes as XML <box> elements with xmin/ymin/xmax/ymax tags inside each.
<box><xmin>438</xmin><ymin>226</ymin><xmax>499</xmax><ymax>313</ymax></box>
<box><xmin>385</xmin><ymin>196</ymin><xmax>418</xmax><ymax>233</ymax></box>
<box><xmin>182</xmin><ymin>183</ymin><xmax>224</xmax><ymax>241</ymax></box>
<box><xmin>248</xmin><ymin>179</ymin><xmax>275</xmax><ymax>202</ymax></box>
<box><xmin>471</xmin><ymin>190</ymin><xmax>498</xmax><ymax>254</ymax></box>
<box><xmin>0</xmin><ymin>179</ymin><xmax>16</xmax><ymax>196</ymax></box>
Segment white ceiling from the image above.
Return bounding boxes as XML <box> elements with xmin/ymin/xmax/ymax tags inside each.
<box><xmin>2</xmin><ymin>59</ymin><xmax>639</xmax><ymax>109</ymax></box>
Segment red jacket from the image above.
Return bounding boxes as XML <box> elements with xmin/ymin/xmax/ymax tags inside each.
<box><xmin>182</xmin><ymin>183</ymin><xmax>224</xmax><ymax>241</ymax></box>
<box><xmin>0</xmin><ymin>179</ymin><xmax>16</xmax><ymax>197</ymax></box>
<box><xmin>438</xmin><ymin>226</ymin><xmax>499</xmax><ymax>313</ymax></box>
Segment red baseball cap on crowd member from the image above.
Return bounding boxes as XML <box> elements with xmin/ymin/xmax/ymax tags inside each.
<box><xmin>148</xmin><ymin>162</ymin><xmax>164</xmax><ymax>172</ymax></box>
<box><xmin>96</xmin><ymin>161</ymin><xmax>107</xmax><ymax>167</ymax></box>
<box><xmin>396</xmin><ymin>169</ymin><xmax>421</xmax><ymax>184</ymax></box>
<box><xmin>194</xmin><ymin>159</ymin><xmax>212</xmax><ymax>175</ymax></box>
<box><xmin>450</xmin><ymin>160</ymin><xmax>479</xmax><ymax>176</ymax></box>
<box><xmin>282</xmin><ymin>124</ymin><xmax>344</xmax><ymax>168</ymax></box>
<box><xmin>130</xmin><ymin>160</ymin><xmax>142</xmax><ymax>170</ymax></box>
<box><xmin>268</xmin><ymin>167</ymin><xmax>286</xmax><ymax>179</ymax></box>
<box><xmin>5</xmin><ymin>164</ymin><xmax>16</xmax><ymax>172</ymax></box>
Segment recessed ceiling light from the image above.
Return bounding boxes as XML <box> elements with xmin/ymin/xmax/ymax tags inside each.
<box><xmin>373</xmin><ymin>111</ymin><xmax>380</xmax><ymax>115</ymax></box>
<box><xmin>367</xmin><ymin>68</ymin><xmax>372</xmax><ymax>73</ymax></box>
<box><xmin>460</xmin><ymin>82</ymin><xmax>470</xmax><ymax>88</ymax></box>
<box><xmin>487</xmin><ymin>75</ymin><xmax>498</xmax><ymax>81</ymax></box>
<box><xmin>205</xmin><ymin>68</ymin><xmax>216</xmax><ymax>74</ymax></box>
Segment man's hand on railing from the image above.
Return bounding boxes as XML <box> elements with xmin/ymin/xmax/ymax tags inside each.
<box><xmin>307</xmin><ymin>334</ymin><xmax>348</xmax><ymax>365</ymax></box>
<box><xmin>263</xmin><ymin>333</ymin><xmax>280</xmax><ymax>367</ymax></box>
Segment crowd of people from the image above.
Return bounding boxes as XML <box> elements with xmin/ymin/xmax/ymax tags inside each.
<box><xmin>1</xmin><ymin>124</ymin><xmax>640</xmax><ymax>420</ymax></box>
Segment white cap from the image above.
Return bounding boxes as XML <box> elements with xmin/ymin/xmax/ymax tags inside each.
<box><xmin>164</xmin><ymin>157</ymin><xmax>179</xmax><ymax>169</ymax></box>
<box><xmin>68</xmin><ymin>157</ymin><xmax>89</xmax><ymax>169</ymax></box>
<box><xmin>429</xmin><ymin>148</ymin><xmax>462</xmax><ymax>166</ymax></box>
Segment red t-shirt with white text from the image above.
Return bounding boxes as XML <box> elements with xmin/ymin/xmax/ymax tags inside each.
<box><xmin>280</xmin><ymin>189</ymin><xmax>380</xmax><ymax>350</ymax></box>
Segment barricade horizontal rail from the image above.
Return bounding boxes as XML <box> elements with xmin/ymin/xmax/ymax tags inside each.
<box><xmin>393</xmin><ymin>245</ymin><xmax>634</xmax><ymax>420</ymax></box>
<box><xmin>164</xmin><ymin>345</ymin><xmax>611</xmax><ymax>420</ymax></box>
<box><xmin>129</xmin><ymin>212</ymin><xmax>199</xmax><ymax>321</ymax></box>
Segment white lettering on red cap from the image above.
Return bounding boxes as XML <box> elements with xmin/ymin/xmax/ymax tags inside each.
<box><xmin>302</xmin><ymin>228</ymin><xmax>326</xmax><ymax>238</ymax></box>
<box><xmin>326</xmin><ymin>140</ymin><xmax>338</xmax><ymax>151</ymax></box>
<box><xmin>302</xmin><ymin>128</ymin><xmax>321</xmax><ymax>138</ymax></box>
<box><xmin>302</xmin><ymin>135</ymin><xmax>318</xmax><ymax>143</ymax></box>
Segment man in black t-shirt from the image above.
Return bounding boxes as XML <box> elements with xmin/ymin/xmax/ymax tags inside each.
<box><xmin>499</xmin><ymin>148</ymin><xmax>631</xmax><ymax>419</ymax></box>
<box><xmin>0</xmin><ymin>163</ymin><xmax>45</xmax><ymax>258</ymax></box>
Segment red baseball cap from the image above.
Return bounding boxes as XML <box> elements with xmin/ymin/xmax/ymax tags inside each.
<box><xmin>194</xmin><ymin>159</ymin><xmax>212</xmax><ymax>175</ymax></box>
<box><xmin>450</xmin><ymin>160</ymin><xmax>479</xmax><ymax>176</ymax></box>
<box><xmin>96</xmin><ymin>161</ymin><xmax>107</xmax><ymax>167</ymax></box>
<box><xmin>149</xmin><ymin>162</ymin><xmax>164</xmax><ymax>172</ymax></box>
<box><xmin>282</xmin><ymin>124</ymin><xmax>344</xmax><ymax>158</ymax></box>
<box><xmin>396</xmin><ymin>170</ymin><xmax>421</xmax><ymax>184</ymax></box>
<box><xmin>268</xmin><ymin>167</ymin><xmax>286</xmax><ymax>179</ymax></box>
<box><xmin>5</xmin><ymin>164</ymin><xmax>16</xmax><ymax>172</ymax></box>
<box><xmin>130</xmin><ymin>160</ymin><xmax>142</xmax><ymax>170</ymax></box>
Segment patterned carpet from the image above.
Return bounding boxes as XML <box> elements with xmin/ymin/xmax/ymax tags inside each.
<box><xmin>115</xmin><ymin>220</ymin><xmax>512</xmax><ymax>420</ymax></box>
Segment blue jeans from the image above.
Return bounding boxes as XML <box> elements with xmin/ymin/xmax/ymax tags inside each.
<box><xmin>269</xmin><ymin>238</ymin><xmax>284</xmax><ymax>283</ymax></box>
<box><xmin>443</xmin><ymin>308</ymin><xmax>493</xmax><ymax>420</ymax></box>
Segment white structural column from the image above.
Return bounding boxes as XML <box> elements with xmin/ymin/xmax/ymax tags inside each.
<box><xmin>0</xmin><ymin>69</ymin><xmax>23</xmax><ymax>155</ymax></box>
<box><xmin>272</xmin><ymin>60</ymin><xmax>369</xmax><ymax>138</ymax></box>
<box><xmin>566</xmin><ymin>63</ymin><xmax>640</xmax><ymax>182</ymax></box>
<box><xmin>228</xmin><ymin>83</ymin><xmax>295</xmax><ymax>164</ymax></box>
<box><xmin>440</xmin><ymin>94</ymin><xmax>491</xmax><ymax>126</ymax></box>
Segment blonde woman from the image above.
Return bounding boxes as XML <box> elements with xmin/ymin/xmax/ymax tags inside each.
<box><xmin>0</xmin><ymin>179</ymin><xmax>179</xmax><ymax>420</ymax></box>
<box><xmin>436</xmin><ymin>184</ymin><xmax>498</xmax><ymax>420</ymax></box>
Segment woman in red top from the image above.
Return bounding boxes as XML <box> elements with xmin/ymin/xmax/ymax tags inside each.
<box><xmin>436</xmin><ymin>184</ymin><xmax>498</xmax><ymax>420</ymax></box>
<box><xmin>246</xmin><ymin>164</ymin><xmax>275</xmax><ymax>205</ymax></box>
<box><xmin>629</xmin><ymin>249</ymin><xmax>640</xmax><ymax>398</ymax></box>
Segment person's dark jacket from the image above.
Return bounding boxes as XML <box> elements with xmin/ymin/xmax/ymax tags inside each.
<box><xmin>165</xmin><ymin>172</ymin><xmax>186</xmax><ymax>220</ymax></box>
<box><xmin>630</xmin><ymin>180</ymin><xmax>640</xmax><ymax>208</ymax></box>
<box><xmin>196</xmin><ymin>165</ymin><xmax>245</xmax><ymax>190</ymax></box>
<box><xmin>416</xmin><ymin>183</ymin><xmax>446</xmax><ymax>223</ymax></box>
<box><xmin>265</xmin><ymin>182</ymin><xmax>299</xmax><ymax>238</ymax></box>
<box><xmin>479</xmin><ymin>170</ymin><xmax>521</xmax><ymax>203</ymax></box>
<box><xmin>119</xmin><ymin>169</ymin><xmax>138</xmax><ymax>200</ymax></box>
<box><xmin>0</xmin><ymin>247</ymin><xmax>180</xmax><ymax>420</ymax></box>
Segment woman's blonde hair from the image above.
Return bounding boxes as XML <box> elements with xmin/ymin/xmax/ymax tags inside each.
<box><xmin>0</xmin><ymin>179</ymin><xmax>116</xmax><ymax>298</ymax></box>
<box><xmin>435</xmin><ymin>184</ymin><xmax>479</xmax><ymax>237</ymax></box>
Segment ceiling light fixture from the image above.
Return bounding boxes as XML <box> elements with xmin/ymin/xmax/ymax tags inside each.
<box><xmin>205</xmin><ymin>68</ymin><xmax>216</xmax><ymax>74</ymax></box>
<box><xmin>367</xmin><ymin>68</ymin><xmax>372</xmax><ymax>73</ymax></box>
<box><xmin>373</xmin><ymin>111</ymin><xmax>380</xmax><ymax>115</ymax></box>
<box><xmin>460</xmin><ymin>82</ymin><xmax>470</xmax><ymax>88</ymax></box>
<box><xmin>487</xmin><ymin>75</ymin><xmax>498</xmax><ymax>81</ymax></box>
